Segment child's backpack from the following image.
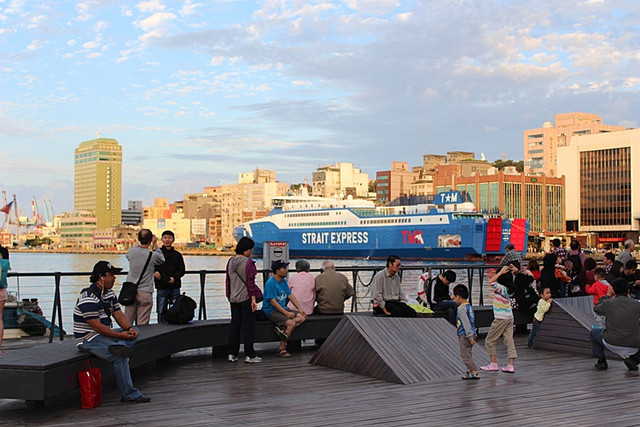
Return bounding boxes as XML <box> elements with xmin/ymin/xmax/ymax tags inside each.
<box><xmin>165</xmin><ymin>293</ymin><xmax>197</xmax><ymax>324</ymax></box>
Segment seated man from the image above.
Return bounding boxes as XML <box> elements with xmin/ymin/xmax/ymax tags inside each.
<box><xmin>74</xmin><ymin>261</ymin><xmax>150</xmax><ymax>403</ymax></box>
<box><xmin>622</xmin><ymin>260</ymin><xmax>640</xmax><ymax>299</ymax></box>
<box><xmin>419</xmin><ymin>269</ymin><xmax>457</xmax><ymax>324</ymax></box>
<box><xmin>314</xmin><ymin>260</ymin><xmax>355</xmax><ymax>315</ymax></box>
<box><xmin>371</xmin><ymin>255</ymin><xmax>416</xmax><ymax>318</ymax></box>
<box><xmin>590</xmin><ymin>278</ymin><xmax>640</xmax><ymax>371</ymax></box>
<box><xmin>262</xmin><ymin>260</ymin><xmax>307</xmax><ymax>357</ymax></box>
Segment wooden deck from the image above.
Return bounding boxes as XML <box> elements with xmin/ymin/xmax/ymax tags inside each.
<box><xmin>1</xmin><ymin>331</ymin><xmax>639</xmax><ymax>425</ymax></box>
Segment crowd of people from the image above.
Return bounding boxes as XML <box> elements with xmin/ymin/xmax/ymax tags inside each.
<box><xmin>5</xmin><ymin>234</ymin><xmax>640</xmax><ymax>401</ymax></box>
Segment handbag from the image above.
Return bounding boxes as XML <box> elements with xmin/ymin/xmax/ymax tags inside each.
<box><xmin>118</xmin><ymin>252</ymin><xmax>153</xmax><ymax>306</ymax></box>
<box><xmin>233</xmin><ymin>261</ymin><xmax>263</xmax><ymax>303</ymax></box>
<box><xmin>78</xmin><ymin>359</ymin><xmax>102</xmax><ymax>409</ymax></box>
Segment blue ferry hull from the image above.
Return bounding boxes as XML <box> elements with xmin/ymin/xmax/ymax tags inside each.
<box><xmin>237</xmin><ymin>219</ymin><xmax>494</xmax><ymax>260</ymax></box>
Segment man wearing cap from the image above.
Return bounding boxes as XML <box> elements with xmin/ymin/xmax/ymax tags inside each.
<box><xmin>262</xmin><ymin>260</ymin><xmax>307</xmax><ymax>357</ymax></box>
<box><xmin>500</xmin><ymin>242</ymin><xmax>523</xmax><ymax>270</ymax></box>
<box><xmin>154</xmin><ymin>230</ymin><xmax>185</xmax><ymax>323</ymax></box>
<box><xmin>73</xmin><ymin>261</ymin><xmax>151</xmax><ymax>403</ymax></box>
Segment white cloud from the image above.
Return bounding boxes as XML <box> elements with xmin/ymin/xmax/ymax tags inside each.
<box><xmin>180</xmin><ymin>1</ymin><xmax>201</xmax><ymax>17</ymax></box>
<box><xmin>292</xmin><ymin>80</ymin><xmax>313</xmax><ymax>86</ymax></box>
<box><xmin>136</xmin><ymin>0</ymin><xmax>165</xmax><ymax>13</ymax></box>
<box><xmin>210</xmin><ymin>56</ymin><xmax>225</xmax><ymax>66</ymax></box>
<box><xmin>26</xmin><ymin>40</ymin><xmax>45</xmax><ymax>51</ymax></box>
<box><xmin>343</xmin><ymin>0</ymin><xmax>399</xmax><ymax>14</ymax></box>
<box><xmin>135</xmin><ymin>11</ymin><xmax>176</xmax><ymax>31</ymax></box>
<box><xmin>83</xmin><ymin>40</ymin><xmax>100</xmax><ymax>49</ymax></box>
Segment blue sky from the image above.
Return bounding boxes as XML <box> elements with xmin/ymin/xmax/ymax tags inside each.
<box><xmin>1</xmin><ymin>0</ymin><xmax>638</xmax><ymax>214</ymax></box>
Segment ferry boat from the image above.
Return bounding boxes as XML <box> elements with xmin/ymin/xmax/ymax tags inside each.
<box><xmin>232</xmin><ymin>191</ymin><xmax>528</xmax><ymax>260</ymax></box>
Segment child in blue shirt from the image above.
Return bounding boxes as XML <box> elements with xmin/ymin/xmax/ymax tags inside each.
<box><xmin>453</xmin><ymin>284</ymin><xmax>479</xmax><ymax>380</ymax></box>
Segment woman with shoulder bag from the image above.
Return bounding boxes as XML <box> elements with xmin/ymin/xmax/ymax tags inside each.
<box><xmin>225</xmin><ymin>237</ymin><xmax>263</xmax><ymax>364</ymax></box>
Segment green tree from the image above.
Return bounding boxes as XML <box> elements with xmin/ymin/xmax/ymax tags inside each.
<box><xmin>492</xmin><ymin>159</ymin><xmax>524</xmax><ymax>173</ymax></box>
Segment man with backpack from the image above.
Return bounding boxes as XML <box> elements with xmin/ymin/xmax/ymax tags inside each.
<box><xmin>154</xmin><ymin>230</ymin><xmax>185</xmax><ymax>323</ymax></box>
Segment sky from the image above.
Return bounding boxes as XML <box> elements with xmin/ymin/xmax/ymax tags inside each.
<box><xmin>0</xmin><ymin>0</ymin><xmax>638</xmax><ymax>216</ymax></box>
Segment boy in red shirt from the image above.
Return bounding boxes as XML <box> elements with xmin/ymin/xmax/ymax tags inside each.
<box><xmin>586</xmin><ymin>268</ymin><xmax>610</xmax><ymax>306</ymax></box>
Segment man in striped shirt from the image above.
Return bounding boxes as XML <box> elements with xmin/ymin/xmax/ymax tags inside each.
<box><xmin>74</xmin><ymin>261</ymin><xmax>151</xmax><ymax>403</ymax></box>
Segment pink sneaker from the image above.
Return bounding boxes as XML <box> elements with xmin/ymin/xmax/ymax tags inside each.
<box><xmin>501</xmin><ymin>365</ymin><xmax>515</xmax><ymax>373</ymax></box>
<box><xmin>480</xmin><ymin>363</ymin><xmax>499</xmax><ymax>371</ymax></box>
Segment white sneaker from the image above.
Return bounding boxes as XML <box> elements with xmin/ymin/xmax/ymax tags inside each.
<box><xmin>245</xmin><ymin>356</ymin><xmax>262</xmax><ymax>364</ymax></box>
<box><xmin>227</xmin><ymin>354</ymin><xmax>238</xmax><ymax>362</ymax></box>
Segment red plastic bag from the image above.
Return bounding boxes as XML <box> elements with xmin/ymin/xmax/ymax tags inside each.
<box><xmin>78</xmin><ymin>360</ymin><xmax>102</xmax><ymax>409</ymax></box>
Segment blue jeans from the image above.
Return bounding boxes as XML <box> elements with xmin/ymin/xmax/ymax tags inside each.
<box><xmin>78</xmin><ymin>330</ymin><xmax>141</xmax><ymax>400</ymax></box>
<box><xmin>157</xmin><ymin>288</ymin><xmax>180</xmax><ymax>323</ymax></box>
<box><xmin>527</xmin><ymin>319</ymin><xmax>541</xmax><ymax>348</ymax></box>
<box><xmin>433</xmin><ymin>300</ymin><xmax>458</xmax><ymax>325</ymax></box>
<box><xmin>590</xmin><ymin>327</ymin><xmax>606</xmax><ymax>360</ymax></box>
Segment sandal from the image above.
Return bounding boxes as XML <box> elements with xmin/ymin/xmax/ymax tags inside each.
<box><xmin>461</xmin><ymin>372</ymin><xmax>480</xmax><ymax>380</ymax></box>
<box><xmin>277</xmin><ymin>349</ymin><xmax>291</xmax><ymax>357</ymax></box>
<box><xmin>274</xmin><ymin>326</ymin><xmax>288</xmax><ymax>342</ymax></box>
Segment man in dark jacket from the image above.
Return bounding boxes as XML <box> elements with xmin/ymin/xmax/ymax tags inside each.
<box><xmin>154</xmin><ymin>230</ymin><xmax>185</xmax><ymax>323</ymax></box>
<box><xmin>425</xmin><ymin>270</ymin><xmax>457</xmax><ymax>325</ymax></box>
<box><xmin>590</xmin><ymin>278</ymin><xmax>640</xmax><ymax>371</ymax></box>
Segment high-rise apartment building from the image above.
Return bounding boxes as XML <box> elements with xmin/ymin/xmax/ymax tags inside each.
<box><xmin>74</xmin><ymin>138</ymin><xmax>122</xmax><ymax>229</ymax></box>
<box><xmin>558</xmin><ymin>128</ymin><xmax>640</xmax><ymax>246</ymax></box>
<box><xmin>312</xmin><ymin>162</ymin><xmax>369</xmax><ymax>198</ymax></box>
<box><xmin>375</xmin><ymin>162</ymin><xmax>419</xmax><ymax>205</ymax></box>
<box><xmin>523</xmin><ymin>112</ymin><xmax>627</xmax><ymax>177</ymax></box>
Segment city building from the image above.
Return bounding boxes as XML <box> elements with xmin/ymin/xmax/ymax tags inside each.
<box><xmin>558</xmin><ymin>128</ymin><xmax>640</xmax><ymax>247</ymax></box>
<box><xmin>436</xmin><ymin>169</ymin><xmax>565</xmax><ymax>237</ymax></box>
<box><xmin>143</xmin><ymin>198</ymin><xmax>172</xmax><ymax>219</ymax></box>
<box><xmin>93</xmin><ymin>226</ymin><xmax>138</xmax><ymax>250</ymax></box>
<box><xmin>312</xmin><ymin>162</ymin><xmax>369</xmax><ymax>198</ymax></box>
<box><xmin>143</xmin><ymin>212</ymin><xmax>192</xmax><ymax>245</ymax></box>
<box><xmin>375</xmin><ymin>162</ymin><xmax>419</xmax><ymax>205</ymax></box>
<box><xmin>59</xmin><ymin>211</ymin><xmax>97</xmax><ymax>248</ymax></box>
<box><xmin>74</xmin><ymin>137</ymin><xmax>122</xmax><ymax>229</ymax></box>
<box><xmin>524</xmin><ymin>112</ymin><xmax>627</xmax><ymax>177</ymax></box>
<box><xmin>121</xmin><ymin>200</ymin><xmax>143</xmax><ymax>226</ymax></box>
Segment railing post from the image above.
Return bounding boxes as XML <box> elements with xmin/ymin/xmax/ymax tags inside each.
<box><xmin>49</xmin><ymin>272</ymin><xmax>63</xmax><ymax>343</ymax></box>
<box><xmin>467</xmin><ymin>268</ymin><xmax>474</xmax><ymax>305</ymax></box>
<box><xmin>198</xmin><ymin>270</ymin><xmax>207</xmax><ymax>320</ymax></box>
<box><xmin>351</xmin><ymin>270</ymin><xmax>358</xmax><ymax>312</ymax></box>
<box><xmin>478</xmin><ymin>267</ymin><xmax>485</xmax><ymax>306</ymax></box>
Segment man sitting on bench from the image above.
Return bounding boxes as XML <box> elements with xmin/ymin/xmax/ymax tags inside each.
<box><xmin>420</xmin><ymin>270</ymin><xmax>457</xmax><ymax>325</ymax></box>
<box><xmin>74</xmin><ymin>261</ymin><xmax>151</xmax><ymax>403</ymax></box>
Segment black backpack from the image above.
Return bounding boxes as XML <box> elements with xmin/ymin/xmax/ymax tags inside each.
<box><xmin>164</xmin><ymin>293</ymin><xmax>197</xmax><ymax>324</ymax></box>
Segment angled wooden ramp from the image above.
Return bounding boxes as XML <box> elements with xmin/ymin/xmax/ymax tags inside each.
<box><xmin>309</xmin><ymin>314</ymin><xmax>489</xmax><ymax>384</ymax></box>
<box><xmin>533</xmin><ymin>296</ymin><xmax>602</xmax><ymax>355</ymax></box>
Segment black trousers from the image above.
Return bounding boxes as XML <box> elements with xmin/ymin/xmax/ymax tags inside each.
<box><xmin>374</xmin><ymin>300</ymin><xmax>417</xmax><ymax>318</ymax></box>
<box><xmin>228</xmin><ymin>300</ymin><xmax>256</xmax><ymax>358</ymax></box>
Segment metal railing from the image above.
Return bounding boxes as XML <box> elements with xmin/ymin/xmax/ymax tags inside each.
<box><xmin>7</xmin><ymin>263</ymin><xmax>499</xmax><ymax>343</ymax></box>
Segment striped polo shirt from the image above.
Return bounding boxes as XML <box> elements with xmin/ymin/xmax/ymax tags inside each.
<box><xmin>73</xmin><ymin>283</ymin><xmax>121</xmax><ymax>346</ymax></box>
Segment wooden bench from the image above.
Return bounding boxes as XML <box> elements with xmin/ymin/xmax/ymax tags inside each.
<box><xmin>0</xmin><ymin>315</ymin><xmax>343</xmax><ymax>409</ymax></box>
